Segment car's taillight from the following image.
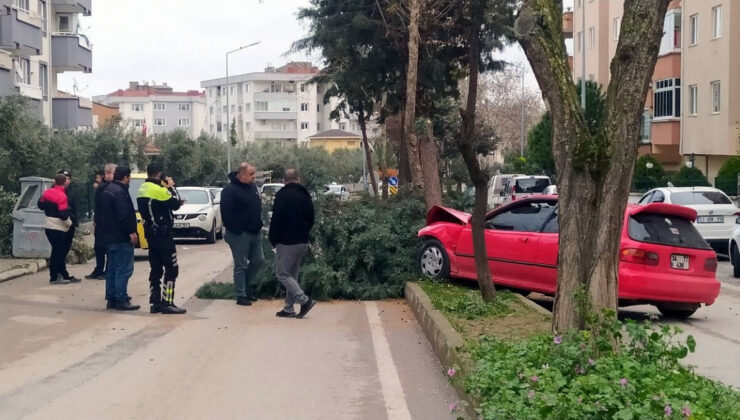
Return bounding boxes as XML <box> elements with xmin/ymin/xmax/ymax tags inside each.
<box><xmin>511</xmin><ymin>192</ymin><xmax>516</xmax><ymax>201</ymax></box>
<box><xmin>704</xmin><ymin>257</ymin><xmax>718</xmax><ymax>272</ymax></box>
<box><xmin>620</xmin><ymin>248</ymin><xmax>659</xmax><ymax>266</ymax></box>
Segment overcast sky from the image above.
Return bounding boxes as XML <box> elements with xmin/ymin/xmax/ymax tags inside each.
<box><xmin>58</xmin><ymin>0</ymin><xmax>573</xmax><ymax>97</ymax></box>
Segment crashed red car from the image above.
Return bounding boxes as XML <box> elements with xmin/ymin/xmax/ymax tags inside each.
<box><xmin>417</xmin><ymin>196</ymin><xmax>721</xmax><ymax>318</ymax></box>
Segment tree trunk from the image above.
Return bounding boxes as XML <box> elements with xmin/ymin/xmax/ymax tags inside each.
<box><xmin>403</xmin><ymin>0</ymin><xmax>424</xmax><ymax>190</ymax></box>
<box><xmin>396</xmin><ymin>113</ymin><xmax>412</xmax><ymax>185</ymax></box>
<box><xmin>380</xmin><ymin>126</ymin><xmax>389</xmax><ymax>199</ymax></box>
<box><xmin>419</xmin><ymin>119</ymin><xmax>442</xmax><ymax>209</ymax></box>
<box><xmin>516</xmin><ymin>0</ymin><xmax>670</xmax><ymax>332</ymax></box>
<box><xmin>457</xmin><ymin>12</ymin><xmax>495</xmax><ymax>303</ymax></box>
<box><xmin>358</xmin><ymin>105</ymin><xmax>379</xmax><ymax>197</ymax></box>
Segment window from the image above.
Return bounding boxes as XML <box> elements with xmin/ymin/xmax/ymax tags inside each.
<box><xmin>177</xmin><ymin>103</ymin><xmax>191</xmax><ymax>111</ymax></box>
<box><xmin>658</xmin><ymin>11</ymin><xmax>681</xmax><ymax>54</ymax></box>
<box><xmin>238</xmin><ymin>105</ymin><xmax>242</xmax><ymax>113</ymax></box>
<box><xmin>317</xmin><ymin>123</ymin><xmax>321</xmax><ymax>131</ymax></box>
<box><xmin>282</xmin><ymin>107</ymin><xmax>291</xmax><ymax>112</ymax></box>
<box><xmin>711</xmin><ymin>81</ymin><xmax>721</xmax><ymax>113</ymax></box>
<box><xmin>653</xmin><ymin>78</ymin><xmax>681</xmax><ymax>118</ymax></box>
<box><xmin>244</xmin><ymin>122</ymin><xmax>251</xmax><ymax>132</ymax></box>
<box><xmin>209</xmin><ymin>88</ymin><xmax>213</xmax><ymax>97</ymax></box>
<box><xmin>130</xmin><ymin>103</ymin><xmax>142</xmax><ymax>112</ymax></box>
<box><xmin>650</xmin><ymin>191</ymin><xmax>665</xmax><ymax>203</ymax></box>
<box><xmin>629</xmin><ymin>213</ymin><xmax>710</xmax><ymax>250</ymax></box>
<box><xmin>300</xmin><ymin>122</ymin><xmax>309</xmax><ymax>130</ymax></box>
<box><xmin>316</xmin><ymin>104</ymin><xmax>320</xmax><ymax>112</ymax></box>
<box><xmin>131</xmin><ymin>119</ymin><xmax>144</xmax><ymax>128</ymax></box>
<box><xmin>178</xmin><ymin>118</ymin><xmax>191</xmax><ymax>127</ymax></box>
<box><xmin>639</xmin><ymin>109</ymin><xmax>651</xmax><ymax>143</ymax></box>
<box><xmin>244</xmin><ymin>103</ymin><xmax>251</xmax><ymax>111</ymax></box>
<box><xmin>39</xmin><ymin>63</ymin><xmax>47</xmax><ymax>97</ymax></box>
<box><xmin>350</xmin><ymin>122</ymin><xmax>360</xmax><ymax>131</ymax></box>
<box><xmin>230</xmin><ymin>86</ymin><xmax>234</xmax><ymax>95</ymax></box>
<box><xmin>216</xmin><ymin>86</ymin><xmax>221</xmax><ymax>96</ymax></box>
<box><xmin>270</xmin><ymin>82</ymin><xmax>282</xmax><ymax>93</ymax></box>
<box><xmin>589</xmin><ymin>27</ymin><xmax>595</xmax><ymax>48</ymax></box>
<box><xmin>638</xmin><ymin>192</ymin><xmax>654</xmax><ymax>204</ymax></box>
<box><xmin>39</xmin><ymin>0</ymin><xmax>47</xmax><ymax>32</ymax></box>
<box><xmin>577</xmin><ymin>31</ymin><xmax>584</xmax><ymax>52</ymax></box>
<box><xmin>16</xmin><ymin>0</ymin><xmax>30</xmax><ymax>10</ymax></box>
<box><xmin>486</xmin><ymin>203</ymin><xmax>556</xmax><ymax>232</ymax></box>
<box><xmin>690</xmin><ymin>14</ymin><xmax>698</xmax><ymax>45</ymax></box>
<box><xmin>689</xmin><ymin>85</ymin><xmax>698</xmax><ymax>116</ymax></box>
<box><xmin>222</xmin><ymin>105</ymin><xmax>227</xmax><ymax>114</ymax></box>
<box><xmin>209</xmin><ymin>106</ymin><xmax>213</xmax><ymax>115</ymax></box>
<box><xmin>672</xmin><ymin>191</ymin><xmax>731</xmax><ymax>206</ymax></box>
<box><xmin>613</xmin><ymin>18</ymin><xmax>620</xmax><ymax>40</ymax></box>
<box><xmin>255</xmin><ymin>101</ymin><xmax>268</xmax><ymax>111</ymax></box>
<box><xmin>346</xmin><ymin>140</ymin><xmax>355</xmax><ymax>147</ymax></box>
<box><xmin>231</xmin><ymin>105</ymin><xmax>235</xmax><ymax>113</ymax></box>
<box><xmin>17</xmin><ymin>58</ymin><xmax>31</xmax><ymax>84</ymax></box>
<box><xmin>244</xmin><ymin>83</ymin><xmax>250</xmax><ymax>93</ymax></box>
<box><xmin>300</xmin><ymin>103</ymin><xmax>309</xmax><ymax>111</ymax></box>
<box><xmin>216</xmin><ymin>121</ymin><xmax>222</xmax><ymax>132</ymax></box>
<box><xmin>154</xmin><ymin>118</ymin><xmax>166</xmax><ymax>126</ymax></box>
<box><xmin>210</xmin><ymin>124</ymin><xmax>214</xmax><ymax>133</ymax></box>
<box><xmin>58</xmin><ymin>15</ymin><xmax>70</xmax><ymax>32</ymax></box>
<box><xmin>154</xmin><ymin>103</ymin><xmax>166</xmax><ymax>111</ymax></box>
<box><xmin>712</xmin><ymin>6</ymin><xmax>722</xmax><ymax>39</ymax></box>
<box><xmin>338</xmin><ymin>122</ymin><xmax>346</xmax><ymax>131</ymax></box>
<box><xmin>300</xmin><ymin>84</ymin><xmax>306</xmax><ymax>92</ymax></box>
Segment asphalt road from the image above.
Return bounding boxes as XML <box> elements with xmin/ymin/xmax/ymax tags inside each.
<box><xmin>0</xmin><ymin>241</ymin><xmax>460</xmax><ymax>420</ymax></box>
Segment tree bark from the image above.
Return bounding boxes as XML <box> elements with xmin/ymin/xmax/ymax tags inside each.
<box><xmin>380</xmin><ymin>126</ymin><xmax>389</xmax><ymax>199</ymax></box>
<box><xmin>516</xmin><ymin>0</ymin><xmax>670</xmax><ymax>332</ymax></box>
<box><xmin>396</xmin><ymin>113</ymin><xmax>412</xmax><ymax>185</ymax></box>
<box><xmin>419</xmin><ymin>119</ymin><xmax>442</xmax><ymax>209</ymax></box>
<box><xmin>457</xmin><ymin>10</ymin><xmax>495</xmax><ymax>303</ymax></box>
<box><xmin>358</xmin><ymin>104</ymin><xmax>379</xmax><ymax>197</ymax></box>
<box><xmin>403</xmin><ymin>0</ymin><xmax>424</xmax><ymax>190</ymax></box>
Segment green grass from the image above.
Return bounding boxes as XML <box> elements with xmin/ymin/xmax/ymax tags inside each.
<box><xmin>195</xmin><ymin>281</ymin><xmax>235</xmax><ymax>300</ymax></box>
<box><xmin>418</xmin><ymin>279</ymin><xmax>515</xmax><ymax>320</ymax></box>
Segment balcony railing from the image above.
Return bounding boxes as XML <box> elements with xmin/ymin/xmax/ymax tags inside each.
<box><xmin>0</xmin><ymin>50</ymin><xmax>12</xmax><ymax>70</ymax></box>
<box><xmin>51</xmin><ymin>32</ymin><xmax>92</xmax><ymax>73</ymax></box>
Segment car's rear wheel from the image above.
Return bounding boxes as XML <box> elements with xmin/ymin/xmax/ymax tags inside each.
<box><xmin>419</xmin><ymin>239</ymin><xmax>450</xmax><ymax>281</ymax></box>
<box><xmin>656</xmin><ymin>303</ymin><xmax>699</xmax><ymax>319</ymax></box>
<box><xmin>205</xmin><ymin>221</ymin><xmax>217</xmax><ymax>244</ymax></box>
<box><xmin>732</xmin><ymin>242</ymin><xmax>740</xmax><ymax>278</ymax></box>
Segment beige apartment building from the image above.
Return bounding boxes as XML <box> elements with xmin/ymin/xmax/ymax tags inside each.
<box><xmin>569</xmin><ymin>0</ymin><xmax>739</xmax><ymax>182</ymax></box>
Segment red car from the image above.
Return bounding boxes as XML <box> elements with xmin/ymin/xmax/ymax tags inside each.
<box><xmin>418</xmin><ymin>196</ymin><xmax>721</xmax><ymax>318</ymax></box>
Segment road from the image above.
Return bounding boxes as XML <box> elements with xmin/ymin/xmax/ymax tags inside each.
<box><xmin>0</xmin><ymin>241</ymin><xmax>460</xmax><ymax>420</ymax></box>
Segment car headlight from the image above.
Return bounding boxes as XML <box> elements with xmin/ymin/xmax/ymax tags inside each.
<box><xmin>198</xmin><ymin>214</ymin><xmax>207</xmax><ymax>222</ymax></box>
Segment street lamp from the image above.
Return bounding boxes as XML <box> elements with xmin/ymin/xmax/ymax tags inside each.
<box><xmin>226</xmin><ymin>41</ymin><xmax>260</xmax><ymax>173</ymax></box>
<box><xmin>646</xmin><ymin>161</ymin><xmax>654</xmax><ymax>170</ymax></box>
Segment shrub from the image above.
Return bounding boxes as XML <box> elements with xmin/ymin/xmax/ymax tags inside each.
<box><xmin>465</xmin><ymin>312</ymin><xmax>740</xmax><ymax>419</ymax></box>
<box><xmin>633</xmin><ymin>155</ymin><xmax>667</xmax><ymax>192</ymax></box>
<box><xmin>0</xmin><ymin>187</ymin><xmax>16</xmax><ymax>256</ymax></box>
<box><xmin>671</xmin><ymin>166</ymin><xmax>711</xmax><ymax>187</ymax></box>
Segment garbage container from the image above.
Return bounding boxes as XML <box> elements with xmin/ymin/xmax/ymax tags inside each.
<box><xmin>12</xmin><ymin>176</ymin><xmax>54</xmax><ymax>258</ymax></box>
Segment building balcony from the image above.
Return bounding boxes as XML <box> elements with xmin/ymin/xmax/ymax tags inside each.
<box><xmin>0</xmin><ymin>5</ymin><xmax>43</xmax><ymax>56</ymax></box>
<box><xmin>254</xmin><ymin>111</ymin><xmax>297</xmax><ymax>120</ymax></box>
<box><xmin>0</xmin><ymin>48</ymin><xmax>11</xmax><ymax>70</ymax></box>
<box><xmin>52</xmin><ymin>94</ymin><xmax>92</xmax><ymax>129</ymax></box>
<box><xmin>253</xmin><ymin>91</ymin><xmax>297</xmax><ymax>101</ymax></box>
<box><xmin>50</xmin><ymin>0</ymin><xmax>91</xmax><ymax>16</ymax></box>
<box><xmin>51</xmin><ymin>32</ymin><xmax>92</xmax><ymax>73</ymax></box>
<box><xmin>17</xmin><ymin>80</ymin><xmax>42</xmax><ymax>100</ymax></box>
<box><xmin>254</xmin><ymin>130</ymin><xmax>298</xmax><ymax>139</ymax></box>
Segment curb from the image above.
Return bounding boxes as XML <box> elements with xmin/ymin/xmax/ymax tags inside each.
<box><xmin>404</xmin><ymin>282</ymin><xmax>477</xmax><ymax>417</ymax></box>
<box><xmin>0</xmin><ymin>259</ymin><xmax>47</xmax><ymax>284</ymax></box>
<box><xmin>514</xmin><ymin>293</ymin><xmax>553</xmax><ymax>317</ymax></box>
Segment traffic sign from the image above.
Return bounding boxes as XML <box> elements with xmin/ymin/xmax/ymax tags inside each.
<box><xmin>389</xmin><ymin>186</ymin><xmax>398</xmax><ymax>195</ymax></box>
<box><xmin>388</xmin><ymin>176</ymin><xmax>398</xmax><ymax>187</ymax></box>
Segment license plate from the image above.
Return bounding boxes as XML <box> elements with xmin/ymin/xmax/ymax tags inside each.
<box><xmin>670</xmin><ymin>254</ymin><xmax>690</xmax><ymax>270</ymax></box>
<box><xmin>697</xmin><ymin>216</ymin><xmax>724</xmax><ymax>224</ymax></box>
<box><xmin>174</xmin><ymin>222</ymin><xmax>189</xmax><ymax>229</ymax></box>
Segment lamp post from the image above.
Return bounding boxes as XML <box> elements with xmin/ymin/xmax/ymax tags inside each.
<box><xmin>225</xmin><ymin>41</ymin><xmax>260</xmax><ymax>173</ymax></box>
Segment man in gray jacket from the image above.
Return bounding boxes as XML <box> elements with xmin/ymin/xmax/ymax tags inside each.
<box><xmin>268</xmin><ymin>169</ymin><xmax>316</xmax><ymax>318</ymax></box>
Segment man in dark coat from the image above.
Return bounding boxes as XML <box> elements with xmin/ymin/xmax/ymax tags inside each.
<box><xmin>220</xmin><ymin>162</ymin><xmax>264</xmax><ymax>306</ymax></box>
<box><xmin>87</xmin><ymin>164</ymin><xmax>116</xmax><ymax>280</ymax></box>
<box><xmin>268</xmin><ymin>169</ymin><xmax>316</xmax><ymax>318</ymax></box>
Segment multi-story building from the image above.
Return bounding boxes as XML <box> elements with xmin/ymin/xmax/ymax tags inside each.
<box><xmin>0</xmin><ymin>0</ymin><xmax>92</xmax><ymax>129</ymax></box>
<box><xmin>94</xmin><ymin>81</ymin><xmax>207</xmax><ymax>137</ymax></box>
<box><xmin>569</xmin><ymin>0</ymin><xmax>739</xmax><ymax>182</ymax></box>
<box><xmin>201</xmin><ymin>62</ymin><xmax>366</xmax><ymax>146</ymax></box>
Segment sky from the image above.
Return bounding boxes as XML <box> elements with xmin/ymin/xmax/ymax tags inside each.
<box><xmin>58</xmin><ymin>0</ymin><xmax>573</xmax><ymax>97</ymax></box>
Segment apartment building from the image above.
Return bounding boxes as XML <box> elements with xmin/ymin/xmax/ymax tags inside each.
<box><xmin>94</xmin><ymin>81</ymin><xmax>207</xmax><ymax>137</ymax></box>
<box><xmin>682</xmin><ymin>0</ymin><xmax>740</xmax><ymax>181</ymax></box>
<box><xmin>0</xmin><ymin>0</ymin><xmax>92</xmax><ymax>129</ymax></box>
<box><xmin>201</xmin><ymin>62</ymin><xmax>366</xmax><ymax>147</ymax></box>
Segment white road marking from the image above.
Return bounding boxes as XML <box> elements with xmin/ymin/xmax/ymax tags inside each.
<box><xmin>365</xmin><ymin>301</ymin><xmax>413</xmax><ymax>420</ymax></box>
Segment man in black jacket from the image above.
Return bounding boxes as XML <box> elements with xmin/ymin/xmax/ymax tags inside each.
<box><xmin>220</xmin><ymin>162</ymin><xmax>264</xmax><ymax>306</ymax></box>
<box><xmin>268</xmin><ymin>169</ymin><xmax>316</xmax><ymax>318</ymax></box>
<box><xmin>137</xmin><ymin>163</ymin><xmax>186</xmax><ymax>315</ymax></box>
<box><xmin>97</xmin><ymin>166</ymin><xmax>140</xmax><ymax>311</ymax></box>
<box><xmin>86</xmin><ymin>164</ymin><xmax>116</xmax><ymax>280</ymax></box>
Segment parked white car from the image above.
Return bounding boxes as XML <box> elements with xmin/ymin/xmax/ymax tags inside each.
<box><xmin>638</xmin><ymin>187</ymin><xmax>739</xmax><ymax>253</ymax></box>
<box><xmin>260</xmin><ymin>183</ymin><xmax>284</xmax><ymax>196</ymax></box>
<box><xmin>173</xmin><ymin>187</ymin><xmax>223</xmax><ymax>244</ymax></box>
<box><xmin>488</xmin><ymin>175</ymin><xmax>551</xmax><ymax>209</ymax></box>
<box><xmin>323</xmin><ymin>183</ymin><xmax>349</xmax><ymax>201</ymax></box>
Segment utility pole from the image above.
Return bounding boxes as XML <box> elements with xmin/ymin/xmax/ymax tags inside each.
<box><xmin>225</xmin><ymin>41</ymin><xmax>260</xmax><ymax>173</ymax></box>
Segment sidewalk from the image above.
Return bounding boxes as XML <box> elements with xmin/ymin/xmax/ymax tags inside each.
<box><xmin>0</xmin><ymin>258</ymin><xmax>47</xmax><ymax>283</ymax></box>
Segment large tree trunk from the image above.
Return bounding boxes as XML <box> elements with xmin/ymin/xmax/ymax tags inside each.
<box><xmin>396</xmin><ymin>114</ymin><xmax>412</xmax><ymax>185</ymax></box>
<box><xmin>458</xmin><ymin>11</ymin><xmax>495</xmax><ymax>303</ymax></box>
<box><xmin>419</xmin><ymin>119</ymin><xmax>442</xmax><ymax>209</ymax></box>
<box><xmin>403</xmin><ymin>0</ymin><xmax>424</xmax><ymax>189</ymax></box>
<box><xmin>516</xmin><ymin>0</ymin><xmax>669</xmax><ymax>332</ymax></box>
<box><xmin>358</xmin><ymin>105</ymin><xmax>379</xmax><ymax>197</ymax></box>
<box><xmin>380</xmin><ymin>126</ymin><xmax>389</xmax><ymax>199</ymax></box>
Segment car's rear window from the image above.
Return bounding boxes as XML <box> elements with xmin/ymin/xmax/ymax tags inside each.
<box><xmin>671</xmin><ymin>191</ymin><xmax>731</xmax><ymax>205</ymax></box>
<box><xmin>514</xmin><ymin>178</ymin><xmax>550</xmax><ymax>194</ymax></box>
<box><xmin>628</xmin><ymin>213</ymin><xmax>711</xmax><ymax>250</ymax></box>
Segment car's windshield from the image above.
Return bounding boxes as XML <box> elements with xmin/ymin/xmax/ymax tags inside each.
<box><xmin>671</xmin><ymin>191</ymin><xmax>732</xmax><ymax>205</ymax></box>
<box><xmin>262</xmin><ymin>185</ymin><xmax>282</xmax><ymax>195</ymax></box>
<box><xmin>324</xmin><ymin>185</ymin><xmax>341</xmax><ymax>193</ymax></box>
<box><xmin>514</xmin><ymin>178</ymin><xmax>550</xmax><ymax>194</ymax></box>
<box><xmin>129</xmin><ymin>178</ymin><xmax>146</xmax><ymax>210</ymax></box>
<box><xmin>628</xmin><ymin>213</ymin><xmax>711</xmax><ymax>250</ymax></box>
<box><xmin>179</xmin><ymin>190</ymin><xmax>210</xmax><ymax>205</ymax></box>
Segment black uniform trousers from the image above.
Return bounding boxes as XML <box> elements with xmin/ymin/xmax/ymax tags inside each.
<box><xmin>147</xmin><ymin>234</ymin><xmax>179</xmax><ymax>305</ymax></box>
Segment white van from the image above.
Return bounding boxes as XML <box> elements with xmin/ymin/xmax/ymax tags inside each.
<box><xmin>488</xmin><ymin>174</ymin><xmax>551</xmax><ymax>208</ymax></box>
<box><xmin>487</xmin><ymin>173</ymin><xmax>524</xmax><ymax>209</ymax></box>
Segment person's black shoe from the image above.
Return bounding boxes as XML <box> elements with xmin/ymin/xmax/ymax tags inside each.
<box><xmin>85</xmin><ymin>273</ymin><xmax>99</xmax><ymax>279</ymax></box>
<box><xmin>106</xmin><ymin>300</ymin><xmax>115</xmax><ymax>309</ymax></box>
<box><xmin>114</xmin><ymin>301</ymin><xmax>140</xmax><ymax>311</ymax></box>
<box><xmin>247</xmin><ymin>295</ymin><xmax>258</xmax><ymax>302</ymax></box>
<box><xmin>65</xmin><ymin>276</ymin><xmax>82</xmax><ymax>283</ymax></box>
<box><xmin>150</xmin><ymin>303</ymin><xmax>162</xmax><ymax>314</ymax></box>
<box><xmin>236</xmin><ymin>296</ymin><xmax>252</xmax><ymax>306</ymax></box>
<box><xmin>296</xmin><ymin>298</ymin><xmax>316</xmax><ymax>319</ymax></box>
<box><xmin>276</xmin><ymin>310</ymin><xmax>297</xmax><ymax>318</ymax></box>
<box><xmin>160</xmin><ymin>303</ymin><xmax>187</xmax><ymax>315</ymax></box>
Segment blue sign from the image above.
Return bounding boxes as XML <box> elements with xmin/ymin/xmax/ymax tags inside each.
<box><xmin>388</xmin><ymin>176</ymin><xmax>399</xmax><ymax>187</ymax></box>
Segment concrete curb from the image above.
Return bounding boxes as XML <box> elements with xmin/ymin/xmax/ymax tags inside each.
<box><xmin>514</xmin><ymin>293</ymin><xmax>553</xmax><ymax>317</ymax></box>
<box><xmin>0</xmin><ymin>259</ymin><xmax>47</xmax><ymax>284</ymax></box>
<box><xmin>404</xmin><ymin>282</ymin><xmax>477</xmax><ymax>417</ymax></box>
